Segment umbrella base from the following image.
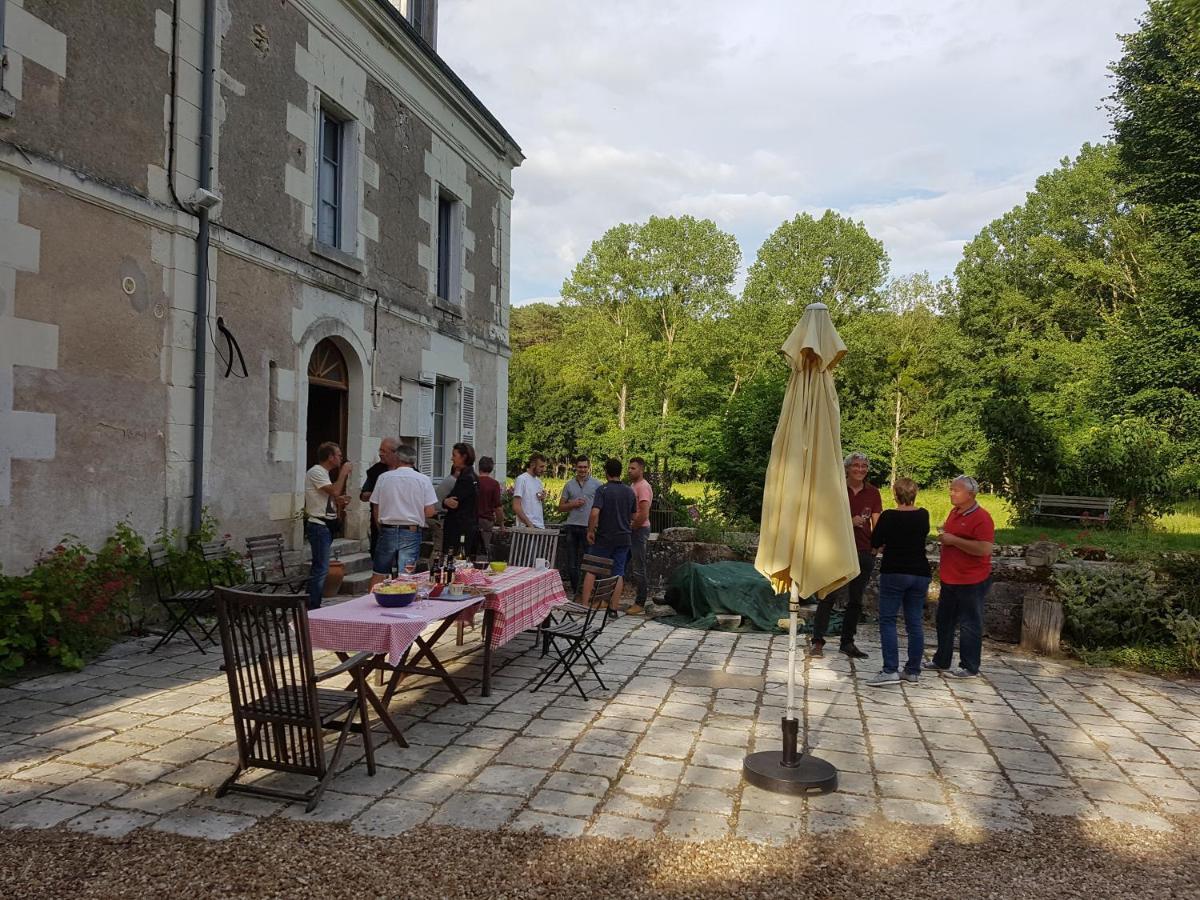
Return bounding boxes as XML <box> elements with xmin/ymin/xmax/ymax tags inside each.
<box><xmin>743</xmin><ymin>751</ymin><xmax>838</xmax><ymax>795</ymax></box>
<box><xmin>742</xmin><ymin>717</ymin><xmax>837</xmax><ymax>795</ymax></box>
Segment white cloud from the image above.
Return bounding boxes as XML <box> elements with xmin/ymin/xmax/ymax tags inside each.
<box><xmin>439</xmin><ymin>0</ymin><xmax>1145</xmax><ymax>303</ymax></box>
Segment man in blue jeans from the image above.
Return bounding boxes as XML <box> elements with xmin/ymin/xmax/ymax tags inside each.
<box><xmin>368</xmin><ymin>444</ymin><xmax>438</xmax><ymax>589</ymax></box>
<box><xmin>582</xmin><ymin>458</ymin><xmax>637</xmax><ymax>614</ymax></box>
<box><xmin>926</xmin><ymin>476</ymin><xmax>995</xmax><ymax>678</ymax></box>
<box><xmin>304</xmin><ymin>442</ymin><xmax>353</xmax><ymax>610</ymax></box>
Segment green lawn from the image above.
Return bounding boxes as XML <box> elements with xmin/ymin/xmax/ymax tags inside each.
<box><xmin>527</xmin><ymin>478</ymin><xmax>1200</xmax><ymax>559</ymax></box>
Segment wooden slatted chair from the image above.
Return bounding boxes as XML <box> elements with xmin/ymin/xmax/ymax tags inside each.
<box><xmin>507</xmin><ymin>526</ymin><xmax>561</xmax><ymax>569</ymax></box>
<box><xmin>214</xmin><ymin>586</ymin><xmax>377</xmax><ymax>812</ymax></box>
<box><xmin>245</xmin><ymin>533</ymin><xmax>312</xmax><ymax>593</ymax></box>
<box><xmin>147</xmin><ymin>539</ymin><xmax>237</xmax><ymax>653</ymax></box>
<box><xmin>532</xmin><ymin>575</ymin><xmax>618</xmax><ymax>700</ymax></box>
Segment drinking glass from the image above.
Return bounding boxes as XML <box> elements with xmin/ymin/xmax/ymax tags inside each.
<box><xmin>473</xmin><ymin>556</ymin><xmax>489</xmax><ymax>572</ymax></box>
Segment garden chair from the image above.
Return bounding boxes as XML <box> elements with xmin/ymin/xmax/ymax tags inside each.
<box><xmin>214</xmin><ymin>586</ymin><xmax>377</xmax><ymax>812</ymax></box>
<box><xmin>532</xmin><ymin>575</ymin><xmax>618</xmax><ymax>700</ymax></box>
<box><xmin>146</xmin><ymin>539</ymin><xmax>237</xmax><ymax>653</ymax></box>
<box><xmin>536</xmin><ymin>553</ymin><xmax>614</xmax><ymax>658</ymax></box>
<box><xmin>507</xmin><ymin>525</ymin><xmax>560</xmax><ymax>569</ymax></box>
<box><xmin>244</xmin><ymin>533</ymin><xmax>312</xmax><ymax>593</ymax></box>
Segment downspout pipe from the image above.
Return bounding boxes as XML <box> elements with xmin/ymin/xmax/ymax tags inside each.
<box><xmin>191</xmin><ymin>0</ymin><xmax>217</xmax><ymax>534</ymax></box>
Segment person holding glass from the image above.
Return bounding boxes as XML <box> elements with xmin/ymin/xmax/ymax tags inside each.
<box><xmin>865</xmin><ymin>477</ymin><xmax>931</xmax><ymax>686</ymax></box>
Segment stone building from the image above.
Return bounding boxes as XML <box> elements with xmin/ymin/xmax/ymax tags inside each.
<box><xmin>0</xmin><ymin>0</ymin><xmax>521</xmax><ymax>571</ymax></box>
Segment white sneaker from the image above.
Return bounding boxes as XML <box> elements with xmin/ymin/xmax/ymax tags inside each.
<box><xmin>948</xmin><ymin>667</ymin><xmax>978</xmax><ymax>679</ymax></box>
<box><xmin>866</xmin><ymin>670</ymin><xmax>900</xmax><ymax>687</ymax></box>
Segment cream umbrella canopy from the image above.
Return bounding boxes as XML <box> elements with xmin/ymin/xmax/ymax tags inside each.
<box><xmin>744</xmin><ymin>302</ymin><xmax>859</xmax><ymax>795</ymax></box>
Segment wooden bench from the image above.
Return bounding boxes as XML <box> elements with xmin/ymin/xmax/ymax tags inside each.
<box><xmin>1031</xmin><ymin>494</ymin><xmax>1116</xmax><ymax>526</ymax></box>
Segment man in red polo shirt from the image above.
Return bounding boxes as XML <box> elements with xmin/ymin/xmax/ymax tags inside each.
<box><xmin>809</xmin><ymin>452</ymin><xmax>882</xmax><ymax>659</ymax></box>
<box><xmin>926</xmin><ymin>475</ymin><xmax>995</xmax><ymax>678</ymax></box>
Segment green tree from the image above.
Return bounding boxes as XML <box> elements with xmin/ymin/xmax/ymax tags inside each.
<box><xmin>1108</xmin><ymin>0</ymin><xmax>1200</xmax><ymax>476</ymax></box>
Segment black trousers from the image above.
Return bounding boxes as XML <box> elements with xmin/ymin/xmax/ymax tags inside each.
<box><xmin>811</xmin><ymin>551</ymin><xmax>876</xmax><ymax>647</ymax></box>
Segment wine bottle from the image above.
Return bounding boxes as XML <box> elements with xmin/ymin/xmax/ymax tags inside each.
<box><xmin>456</xmin><ymin>535</ymin><xmax>468</xmax><ymax>564</ymax></box>
<box><xmin>446</xmin><ymin>552</ymin><xmax>457</xmax><ymax>583</ymax></box>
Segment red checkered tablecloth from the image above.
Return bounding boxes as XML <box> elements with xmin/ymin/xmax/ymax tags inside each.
<box><xmin>479</xmin><ymin>566</ymin><xmax>568</xmax><ymax>648</ymax></box>
<box><xmin>307</xmin><ymin>593</ymin><xmax>482</xmax><ymax>664</ymax></box>
<box><xmin>306</xmin><ymin>567</ymin><xmax>566</xmax><ymax>661</ymax></box>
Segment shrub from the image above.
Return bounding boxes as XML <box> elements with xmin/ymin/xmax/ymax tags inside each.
<box><xmin>0</xmin><ymin>522</ymin><xmax>146</xmax><ymax>671</ymax></box>
<box><xmin>1054</xmin><ymin>557</ymin><xmax>1200</xmax><ymax>672</ymax></box>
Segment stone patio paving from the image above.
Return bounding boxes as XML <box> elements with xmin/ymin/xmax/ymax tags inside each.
<box><xmin>2</xmin><ymin>616</ymin><xmax>1199</xmax><ymax>843</ymax></box>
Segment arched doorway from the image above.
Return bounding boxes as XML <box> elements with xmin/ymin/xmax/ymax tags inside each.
<box><xmin>306</xmin><ymin>338</ymin><xmax>349</xmax><ymax>468</ymax></box>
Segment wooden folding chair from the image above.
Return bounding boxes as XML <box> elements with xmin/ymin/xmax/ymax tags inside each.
<box><xmin>245</xmin><ymin>533</ymin><xmax>312</xmax><ymax>593</ymax></box>
<box><xmin>214</xmin><ymin>587</ymin><xmax>377</xmax><ymax>812</ymax></box>
<box><xmin>532</xmin><ymin>576</ymin><xmax>618</xmax><ymax>700</ymax></box>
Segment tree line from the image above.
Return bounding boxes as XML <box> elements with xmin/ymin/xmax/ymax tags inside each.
<box><xmin>508</xmin><ymin>1</ymin><xmax>1199</xmax><ymax>524</ymax></box>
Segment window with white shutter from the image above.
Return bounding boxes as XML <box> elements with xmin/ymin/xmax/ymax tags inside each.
<box><xmin>460</xmin><ymin>383</ymin><xmax>476</xmax><ymax>448</ymax></box>
<box><xmin>418</xmin><ymin>380</ymin><xmax>434</xmax><ymax>476</ymax></box>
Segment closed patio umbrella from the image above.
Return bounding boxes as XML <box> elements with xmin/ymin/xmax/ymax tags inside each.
<box><xmin>745</xmin><ymin>302</ymin><xmax>859</xmax><ymax>794</ymax></box>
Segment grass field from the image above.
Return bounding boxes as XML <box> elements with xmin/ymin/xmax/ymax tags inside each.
<box><xmin>529</xmin><ymin>477</ymin><xmax>1200</xmax><ymax>559</ymax></box>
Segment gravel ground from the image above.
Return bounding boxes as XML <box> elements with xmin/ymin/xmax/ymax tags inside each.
<box><xmin>3</xmin><ymin>814</ymin><xmax>1199</xmax><ymax>900</ymax></box>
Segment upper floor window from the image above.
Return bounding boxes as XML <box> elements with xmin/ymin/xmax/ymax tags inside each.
<box><xmin>317</xmin><ymin>108</ymin><xmax>345</xmax><ymax>248</ymax></box>
<box><xmin>436</xmin><ymin>189</ymin><xmax>462</xmax><ymax>307</ymax></box>
<box><xmin>408</xmin><ymin>0</ymin><xmax>425</xmax><ymax>34</ymax></box>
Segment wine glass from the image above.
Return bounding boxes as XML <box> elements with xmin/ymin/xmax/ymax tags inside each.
<box><xmin>473</xmin><ymin>555</ymin><xmax>489</xmax><ymax>572</ymax></box>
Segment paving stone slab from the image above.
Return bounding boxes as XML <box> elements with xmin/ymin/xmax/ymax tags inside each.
<box><xmin>530</xmin><ymin>789</ymin><xmax>600</xmax><ymax>818</ymax></box>
<box><xmin>543</xmin><ymin>771</ymin><xmax>610</xmax><ymax>797</ymax></box>
<box><xmin>468</xmin><ymin>765</ymin><xmax>548</xmax><ymax>797</ymax></box>
<box><xmin>153</xmin><ymin>807</ymin><xmax>257</xmax><ymax>840</ymax></box>
<box><xmin>0</xmin><ymin>798</ymin><xmax>90</xmax><ymax>829</ymax></box>
<box><xmin>587</xmin><ymin>813</ymin><xmax>658</xmax><ymax>839</ymax></box>
<box><xmin>110</xmin><ymin>782</ymin><xmax>202</xmax><ymax>815</ymax></box>
<box><xmin>388</xmin><ymin>772</ymin><xmax>466</xmax><ymax>805</ymax></box>
<box><xmin>559</xmin><ymin>753</ymin><xmax>625</xmax><ymax>780</ymax></box>
<box><xmin>66</xmin><ymin>807</ymin><xmax>157</xmax><ymax>839</ymax></box>
<box><xmin>601</xmin><ymin>793</ymin><xmax>667</xmax><ymax>821</ymax></box>
<box><xmin>431</xmin><ymin>791</ymin><xmax>522</xmax><ymax>829</ymax></box>
<box><xmin>511</xmin><ymin>810</ymin><xmax>588</xmax><ymax>838</ymax></box>
<box><xmin>46</xmin><ymin>778</ymin><xmax>129</xmax><ymax>806</ymax></box>
<box><xmin>662</xmin><ymin>809</ymin><xmax>730</xmax><ymax>841</ymax></box>
<box><xmin>351</xmin><ymin>799</ymin><xmax>434</xmax><ymax>836</ymax></box>
<box><xmin>736</xmin><ymin>809</ymin><xmax>805</xmax><ymax>845</ymax></box>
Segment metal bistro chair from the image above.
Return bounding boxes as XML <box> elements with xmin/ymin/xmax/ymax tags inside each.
<box><xmin>147</xmin><ymin>539</ymin><xmax>237</xmax><ymax>653</ymax></box>
<box><xmin>245</xmin><ymin>533</ymin><xmax>312</xmax><ymax>594</ymax></box>
<box><xmin>507</xmin><ymin>526</ymin><xmax>561</xmax><ymax>569</ymax></box>
<box><xmin>533</xmin><ymin>575</ymin><xmax>618</xmax><ymax>700</ymax></box>
<box><xmin>536</xmin><ymin>553</ymin><xmax>614</xmax><ymax>659</ymax></box>
<box><xmin>214</xmin><ymin>587</ymin><xmax>377</xmax><ymax>812</ymax></box>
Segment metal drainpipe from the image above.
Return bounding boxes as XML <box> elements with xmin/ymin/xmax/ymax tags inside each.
<box><xmin>190</xmin><ymin>0</ymin><xmax>217</xmax><ymax>534</ymax></box>
<box><xmin>1</xmin><ymin>0</ymin><xmax>7</xmax><ymax>95</ymax></box>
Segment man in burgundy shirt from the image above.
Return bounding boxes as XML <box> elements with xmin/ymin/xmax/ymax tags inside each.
<box><xmin>926</xmin><ymin>475</ymin><xmax>995</xmax><ymax>678</ymax></box>
<box><xmin>475</xmin><ymin>456</ymin><xmax>505</xmax><ymax>555</ymax></box>
<box><xmin>810</xmin><ymin>452</ymin><xmax>882</xmax><ymax>659</ymax></box>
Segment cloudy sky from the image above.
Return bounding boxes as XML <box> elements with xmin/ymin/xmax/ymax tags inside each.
<box><xmin>439</xmin><ymin>0</ymin><xmax>1147</xmax><ymax>306</ymax></box>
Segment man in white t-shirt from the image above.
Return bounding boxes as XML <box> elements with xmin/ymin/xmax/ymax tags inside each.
<box><xmin>304</xmin><ymin>442</ymin><xmax>353</xmax><ymax>609</ymax></box>
<box><xmin>512</xmin><ymin>452</ymin><xmax>548</xmax><ymax>529</ymax></box>
<box><xmin>369</xmin><ymin>444</ymin><xmax>438</xmax><ymax>588</ymax></box>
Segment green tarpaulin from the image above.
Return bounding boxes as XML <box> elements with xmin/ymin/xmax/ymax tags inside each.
<box><xmin>656</xmin><ymin>561</ymin><xmax>841</xmax><ymax>634</ymax></box>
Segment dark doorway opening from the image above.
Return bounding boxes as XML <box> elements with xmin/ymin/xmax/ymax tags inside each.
<box><xmin>306</xmin><ymin>339</ymin><xmax>349</xmax><ymax>469</ymax></box>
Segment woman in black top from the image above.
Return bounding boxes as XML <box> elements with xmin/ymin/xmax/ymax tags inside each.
<box><xmin>867</xmin><ymin>477</ymin><xmax>931</xmax><ymax>686</ymax></box>
<box><xmin>441</xmin><ymin>443</ymin><xmax>480</xmax><ymax>555</ymax></box>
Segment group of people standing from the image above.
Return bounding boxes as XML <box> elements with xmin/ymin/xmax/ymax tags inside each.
<box><xmin>811</xmin><ymin>452</ymin><xmax>996</xmax><ymax>684</ymax></box>
<box><xmin>516</xmin><ymin>453</ymin><xmax>654</xmax><ymax>614</ymax></box>
<box><xmin>303</xmin><ymin>441</ymin><xmax>656</xmax><ymax>614</ymax></box>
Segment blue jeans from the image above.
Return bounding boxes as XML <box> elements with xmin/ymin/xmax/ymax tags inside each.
<box><xmin>933</xmin><ymin>579</ymin><xmax>992</xmax><ymax>674</ymax></box>
<box><xmin>373</xmin><ymin>528</ymin><xmax>422</xmax><ymax>576</ymax></box>
<box><xmin>305</xmin><ymin>520</ymin><xmax>334</xmax><ymax>610</ymax></box>
<box><xmin>878</xmin><ymin>573</ymin><xmax>930</xmax><ymax>674</ymax></box>
<box><xmin>589</xmin><ymin>543</ymin><xmax>631</xmax><ymax>577</ymax></box>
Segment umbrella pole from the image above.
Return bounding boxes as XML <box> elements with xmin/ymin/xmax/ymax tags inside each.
<box><xmin>742</xmin><ymin>584</ymin><xmax>838</xmax><ymax>795</ymax></box>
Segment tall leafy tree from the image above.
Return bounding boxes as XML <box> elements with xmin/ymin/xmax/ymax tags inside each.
<box><xmin>1109</xmin><ymin>0</ymin><xmax>1200</xmax><ymax>476</ymax></box>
